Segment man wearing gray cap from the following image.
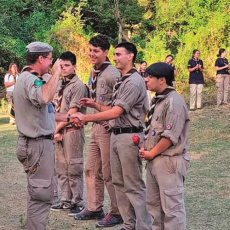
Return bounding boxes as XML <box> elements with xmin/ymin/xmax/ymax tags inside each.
<box><xmin>13</xmin><ymin>41</ymin><xmax>61</xmax><ymax>230</ymax></box>
<box><xmin>139</xmin><ymin>62</ymin><xmax>190</xmax><ymax>230</ymax></box>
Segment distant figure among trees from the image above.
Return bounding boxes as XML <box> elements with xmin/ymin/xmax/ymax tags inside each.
<box><xmin>215</xmin><ymin>48</ymin><xmax>230</xmax><ymax>107</ymax></box>
<box><xmin>4</xmin><ymin>63</ymin><xmax>19</xmax><ymax>125</ymax></box>
<box><xmin>165</xmin><ymin>55</ymin><xmax>177</xmax><ymax>87</ymax></box>
<box><xmin>138</xmin><ymin>61</ymin><xmax>148</xmax><ymax>78</ymax></box>
<box><xmin>188</xmin><ymin>49</ymin><xmax>204</xmax><ymax>111</ymax></box>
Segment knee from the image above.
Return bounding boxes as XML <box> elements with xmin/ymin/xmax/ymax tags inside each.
<box><xmin>69</xmin><ymin>158</ymin><xmax>83</xmax><ymax>177</ymax></box>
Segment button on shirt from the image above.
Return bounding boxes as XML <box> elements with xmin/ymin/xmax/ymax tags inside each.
<box><xmin>188</xmin><ymin>59</ymin><xmax>204</xmax><ymax>84</ymax></box>
<box><xmin>13</xmin><ymin>71</ymin><xmax>55</xmax><ymax>138</ymax></box>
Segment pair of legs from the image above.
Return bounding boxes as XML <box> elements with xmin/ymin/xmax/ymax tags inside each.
<box><xmin>55</xmin><ymin>129</ymin><xmax>84</xmax><ymax>206</ymax></box>
<box><xmin>189</xmin><ymin>84</ymin><xmax>203</xmax><ymax>110</ymax></box>
<box><xmin>17</xmin><ymin>137</ymin><xmax>55</xmax><ymax>230</ymax></box>
<box><xmin>216</xmin><ymin>74</ymin><xmax>229</xmax><ymax>106</ymax></box>
<box><xmin>6</xmin><ymin>91</ymin><xmax>15</xmax><ymax>124</ymax></box>
<box><xmin>146</xmin><ymin>154</ymin><xmax>190</xmax><ymax>230</ymax></box>
<box><xmin>110</xmin><ymin>132</ymin><xmax>151</xmax><ymax>230</ymax></box>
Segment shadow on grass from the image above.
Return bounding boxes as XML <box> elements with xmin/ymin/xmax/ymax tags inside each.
<box><xmin>0</xmin><ymin>116</ymin><xmax>9</xmax><ymax>125</ymax></box>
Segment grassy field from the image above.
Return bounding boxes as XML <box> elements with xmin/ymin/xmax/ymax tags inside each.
<box><xmin>0</xmin><ymin>85</ymin><xmax>230</xmax><ymax>229</ymax></box>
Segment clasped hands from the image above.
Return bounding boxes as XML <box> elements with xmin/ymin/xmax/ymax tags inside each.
<box><xmin>70</xmin><ymin>112</ymin><xmax>86</xmax><ymax>127</ymax></box>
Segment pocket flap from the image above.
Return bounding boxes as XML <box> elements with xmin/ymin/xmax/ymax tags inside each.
<box><xmin>29</xmin><ymin>179</ymin><xmax>52</xmax><ymax>188</ymax></box>
<box><xmin>164</xmin><ymin>188</ymin><xmax>183</xmax><ymax>196</ymax></box>
<box><xmin>69</xmin><ymin>158</ymin><xmax>83</xmax><ymax>165</ymax></box>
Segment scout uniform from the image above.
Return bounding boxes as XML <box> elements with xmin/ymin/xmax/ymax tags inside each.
<box><xmin>54</xmin><ymin>74</ymin><xmax>88</xmax><ymax>212</ymax></box>
<box><xmin>109</xmin><ymin>69</ymin><xmax>151</xmax><ymax>230</ymax></box>
<box><xmin>84</xmin><ymin>64</ymin><xmax>120</xmax><ymax>215</ymax></box>
<box><xmin>14</xmin><ymin>67</ymin><xmax>55</xmax><ymax>229</ymax></box>
<box><xmin>215</xmin><ymin>57</ymin><xmax>230</xmax><ymax>106</ymax></box>
<box><xmin>188</xmin><ymin>58</ymin><xmax>204</xmax><ymax>110</ymax></box>
<box><xmin>144</xmin><ymin>64</ymin><xmax>190</xmax><ymax>230</ymax></box>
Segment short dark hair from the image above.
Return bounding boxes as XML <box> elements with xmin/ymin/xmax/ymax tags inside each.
<box><xmin>59</xmin><ymin>51</ymin><xmax>76</xmax><ymax>65</ymax></box>
<box><xmin>166</xmin><ymin>54</ymin><xmax>173</xmax><ymax>60</ymax></box>
<box><xmin>89</xmin><ymin>34</ymin><xmax>110</xmax><ymax>51</ymax></box>
<box><xmin>26</xmin><ymin>52</ymin><xmax>50</xmax><ymax>65</ymax></box>
<box><xmin>140</xmin><ymin>60</ymin><xmax>147</xmax><ymax>65</ymax></box>
<box><xmin>115</xmin><ymin>42</ymin><xmax>137</xmax><ymax>63</ymax></box>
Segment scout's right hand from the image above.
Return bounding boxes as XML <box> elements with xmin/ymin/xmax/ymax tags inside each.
<box><xmin>71</xmin><ymin>112</ymin><xmax>86</xmax><ymax>127</ymax></box>
<box><xmin>79</xmin><ymin>98</ymin><xmax>95</xmax><ymax>108</ymax></box>
<box><xmin>52</xmin><ymin>58</ymin><xmax>62</xmax><ymax>76</ymax></box>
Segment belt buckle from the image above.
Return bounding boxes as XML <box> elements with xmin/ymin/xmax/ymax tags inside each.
<box><xmin>119</xmin><ymin>128</ymin><xmax>122</xmax><ymax>134</ymax></box>
<box><xmin>50</xmin><ymin>134</ymin><xmax>54</xmax><ymax>140</ymax></box>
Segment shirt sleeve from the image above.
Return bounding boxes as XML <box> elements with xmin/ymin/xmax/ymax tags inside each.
<box><xmin>69</xmin><ymin>85</ymin><xmax>88</xmax><ymax>110</ymax></box>
<box><xmin>4</xmin><ymin>74</ymin><xmax>9</xmax><ymax>83</ymax></box>
<box><xmin>25</xmin><ymin>75</ymin><xmax>46</xmax><ymax>107</ymax></box>
<box><xmin>187</xmin><ymin>60</ymin><xmax>192</xmax><ymax>69</ymax></box>
<box><xmin>161</xmin><ymin>102</ymin><xmax>187</xmax><ymax>145</ymax></box>
<box><xmin>200</xmin><ymin>60</ymin><xmax>204</xmax><ymax>69</ymax></box>
<box><xmin>114</xmin><ymin>81</ymin><xmax>142</xmax><ymax>113</ymax></box>
<box><xmin>215</xmin><ymin>58</ymin><xmax>220</xmax><ymax>67</ymax></box>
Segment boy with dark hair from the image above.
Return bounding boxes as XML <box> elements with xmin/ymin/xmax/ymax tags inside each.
<box><xmin>74</xmin><ymin>34</ymin><xmax>122</xmax><ymax>228</ymax></box>
<box><xmin>51</xmin><ymin>51</ymin><xmax>88</xmax><ymax>216</ymax></box>
<box><xmin>140</xmin><ymin>62</ymin><xmax>190</xmax><ymax>230</ymax></box>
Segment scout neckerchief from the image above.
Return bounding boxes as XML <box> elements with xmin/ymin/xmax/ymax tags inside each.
<box><xmin>144</xmin><ymin>87</ymin><xmax>175</xmax><ymax>140</ymax></box>
<box><xmin>10</xmin><ymin>66</ymin><xmax>43</xmax><ymax>119</ymax></box>
<box><xmin>54</xmin><ymin>73</ymin><xmax>75</xmax><ymax>112</ymax></box>
<box><xmin>193</xmin><ymin>58</ymin><xmax>200</xmax><ymax>73</ymax></box>
<box><xmin>91</xmin><ymin>57</ymin><xmax>111</xmax><ymax>101</ymax></box>
<box><xmin>111</xmin><ymin>67</ymin><xmax>137</xmax><ymax>106</ymax></box>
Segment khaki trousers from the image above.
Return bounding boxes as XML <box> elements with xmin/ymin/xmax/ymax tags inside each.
<box><xmin>17</xmin><ymin>137</ymin><xmax>55</xmax><ymax>230</ymax></box>
<box><xmin>55</xmin><ymin>129</ymin><xmax>84</xmax><ymax>206</ymax></box>
<box><xmin>189</xmin><ymin>84</ymin><xmax>203</xmax><ymax>109</ymax></box>
<box><xmin>216</xmin><ymin>74</ymin><xmax>229</xmax><ymax>106</ymax></box>
<box><xmin>110</xmin><ymin>133</ymin><xmax>151</xmax><ymax>230</ymax></box>
<box><xmin>85</xmin><ymin>123</ymin><xmax>119</xmax><ymax>214</ymax></box>
<box><xmin>146</xmin><ymin>154</ymin><xmax>190</xmax><ymax>230</ymax></box>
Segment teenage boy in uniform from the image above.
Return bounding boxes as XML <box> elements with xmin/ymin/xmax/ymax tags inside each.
<box><xmin>74</xmin><ymin>34</ymin><xmax>122</xmax><ymax>228</ymax></box>
<box><xmin>139</xmin><ymin>62</ymin><xmax>190</xmax><ymax>230</ymax></box>
<box><xmin>50</xmin><ymin>51</ymin><xmax>88</xmax><ymax>216</ymax></box>
<box><xmin>69</xmin><ymin>42</ymin><xmax>151</xmax><ymax>230</ymax></box>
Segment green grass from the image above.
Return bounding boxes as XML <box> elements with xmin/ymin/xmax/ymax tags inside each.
<box><xmin>0</xmin><ymin>87</ymin><xmax>230</xmax><ymax>229</ymax></box>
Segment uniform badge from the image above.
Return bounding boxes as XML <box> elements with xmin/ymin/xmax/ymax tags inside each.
<box><xmin>101</xmin><ymin>83</ymin><xmax>105</xmax><ymax>88</ymax></box>
<box><xmin>151</xmin><ymin>130</ymin><xmax>155</xmax><ymax>136</ymax></box>
<box><xmin>65</xmin><ymin>98</ymin><xmax>70</xmax><ymax>104</ymax></box>
<box><xmin>34</xmin><ymin>79</ymin><xmax>43</xmax><ymax>87</ymax></box>
<box><xmin>48</xmin><ymin>103</ymin><xmax>54</xmax><ymax>113</ymax></box>
<box><xmin>99</xmin><ymin>95</ymin><xmax>104</xmax><ymax>101</ymax></box>
<box><xmin>167</xmin><ymin>124</ymin><xmax>172</xmax><ymax>130</ymax></box>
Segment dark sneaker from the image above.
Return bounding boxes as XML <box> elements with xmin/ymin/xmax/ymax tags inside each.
<box><xmin>50</xmin><ymin>203</ymin><xmax>71</xmax><ymax>211</ymax></box>
<box><xmin>74</xmin><ymin>209</ymin><xmax>105</xmax><ymax>220</ymax></box>
<box><xmin>96</xmin><ymin>214</ymin><xmax>123</xmax><ymax>228</ymax></box>
<box><xmin>68</xmin><ymin>205</ymin><xmax>85</xmax><ymax>216</ymax></box>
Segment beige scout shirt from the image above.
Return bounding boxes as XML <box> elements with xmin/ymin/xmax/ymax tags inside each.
<box><xmin>144</xmin><ymin>89</ymin><xmax>190</xmax><ymax>157</ymax></box>
<box><xmin>57</xmin><ymin>75</ymin><xmax>88</xmax><ymax>115</ymax></box>
<box><xmin>109</xmin><ymin>72</ymin><xmax>149</xmax><ymax>128</ymax></box>
<box><xmin>91</xmin><ymin>64</ymin><xmax>120</xmax><ymax>109</ymax></box>
<box><xmin>13</xmin><ymin>71</ymin><xmax>55</xmax><ymax>138</ymax></box>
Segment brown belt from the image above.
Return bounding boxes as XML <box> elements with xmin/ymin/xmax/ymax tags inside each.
<box><xmin>61</xmin><ymin>126</ymin><xmax>80</xmax><ymax>134</ymax></box>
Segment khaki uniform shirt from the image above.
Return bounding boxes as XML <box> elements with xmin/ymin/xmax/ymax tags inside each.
<box><xmin>109</xmin><ymin>72</ymin><xmax>149</xmax><ymax>128</ymax></box>
<box><xmin>144</xmin><ymin>89</ymin><xmax>190</xmax><ymax>156</ymax></box>
<box><xmin>13</xmin><ymin>71</ymin><xmax>55</xmax><ymax>138</ymax></box>
<box><xmin>91</xmin><ymin>65</ymin><xmax>120</xmax><ymax>108</ymax></box>
<box><xmin>56</xmin><ymin>75</ymin><xmax>88</xmax><ymax>115</ymax></box>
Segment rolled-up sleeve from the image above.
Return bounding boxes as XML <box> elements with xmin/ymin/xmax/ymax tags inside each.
<box><xmin>161</xmin><ymin>104</ymin><xmax>186</xmax><ymax>145</ymax></box>
<box><xmin>114</xmin><ymin>82</ymin><xmax>141</xmax><ymax>113</ymax></box>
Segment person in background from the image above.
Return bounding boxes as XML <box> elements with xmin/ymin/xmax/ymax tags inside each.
<box><xmin>138</xmin><ymin>61</ymin><xmax>148</xmax><ymax>78</ymax></box>
<box><xmin>4</xmin><ymin>63</ymin><xmax>19</xmax><ymax>125</ymax></box>
<box><xmin>188</xmin><ymin>49</ymin><xmax>204</xmax><ymax>111</ymax></box>
<box><xmin>165</xmin><ymin>55</ymin><xmax>177</xmax><ymax>87</ymax></box>
<box><xmin>215</xmin><ymin>48</ymin><xmax>230</xmax><ymax>107</ymax></box>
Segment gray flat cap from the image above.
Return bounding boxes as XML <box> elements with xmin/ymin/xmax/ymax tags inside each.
<box><xmin>146</xmin><ymin>62</ymin><xmax>174</xmax><ymax>79</ymax></box>
<box><xmin>26</xmin><ymin>41</ymin><xmax>53</xmax><ymax>53</ymax></box>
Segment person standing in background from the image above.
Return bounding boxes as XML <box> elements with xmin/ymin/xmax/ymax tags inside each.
<box><xmin>188</xmin><ymin>49</ymin><xmax>204</xmax><ymax>111</ymax></box>
<box><xmin>138</xmin><ymin>61</ymin><xmax>148</xmax><ymax>78</ymax></box>
<box><xmin>4</xmin><ymin>63</ymin><xmax>19</xmax><ymax>125</ymax></box>
<box><xmin>215</xmin><ymin>48</ymin><xmax>230</xmax><ymax>107</ymax></box>
<box><xmin>165</xmin><ymin>55</ymin><xmax>177</xmax><ymax>87</ymax></box>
